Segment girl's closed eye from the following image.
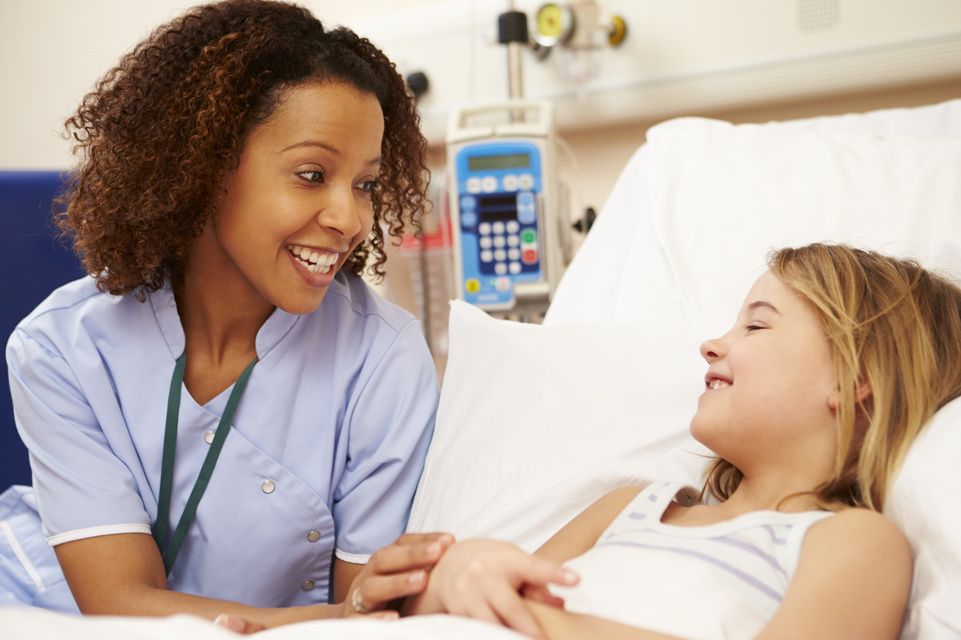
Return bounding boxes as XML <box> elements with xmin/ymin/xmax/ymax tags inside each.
<box><xmin>746</xmin><ymin>323</ymin><xmax>767</xmax><ymax>332</ymax></box>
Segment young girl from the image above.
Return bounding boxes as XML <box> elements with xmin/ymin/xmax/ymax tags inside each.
<box><xmin>409</xmin><ymin>243</ymin><xmax>961</xmax><ymax>639</ymax></box>
<box><xmin>0</xmin><ymin>0</ymin><xmax>451</xmax><ymax>628</ymax></box>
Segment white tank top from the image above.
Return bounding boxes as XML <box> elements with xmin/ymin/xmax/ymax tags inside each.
<box><xmin>551</xmin><ymin>482</ymin><xmax>834</xmax><ymax>640</ymax></box>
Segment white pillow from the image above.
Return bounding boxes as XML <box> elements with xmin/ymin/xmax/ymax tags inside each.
<box><xmin>886</xmin><ymin>396</ymin><xmax>961</xmax><ymax>640</ymax></box>
<box><xmin>546</xmin><ymin>98</ymin><xmax>961</xmax><ymax>331</ymax></box>
<box><xmin>407</xmin><ymin>301</ymin><xmax>710</xmax><ymax>552</ymax></box>
<box><xmin>644</xmin><ymin>117</ymin><xmax>961</xmax><ymax>340</ymax></box>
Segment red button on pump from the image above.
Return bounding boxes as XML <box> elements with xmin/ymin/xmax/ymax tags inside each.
<box><xmin>522</xmin><ymin>248</ymin><xmax>538</xmax><ymax>264</ymax></box>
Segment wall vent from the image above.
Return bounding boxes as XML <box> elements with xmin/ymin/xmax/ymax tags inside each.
<box><xmin>798</xmin><ymin>0</ymin><xmax>841</xmax><ymax>33</ymax></box>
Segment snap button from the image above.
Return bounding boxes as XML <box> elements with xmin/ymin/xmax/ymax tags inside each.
<box><xmin>204</xmin><ymin>431</ymin><xmax>215</xmax><ymax>445</ymax></box>
<box><xmin>307</xmin><ymin>530</ymin><xmax>321</xmax><ymax>543</ymax></box>
<box><xmin>261</xmin><ymin>479</ymin><xmax>276</xmax><ymax>494</ymax></box>
<box><xmin>301</xmin><ymin>580</ymin><xmax>315</xmax><ymax>591</ymax></box>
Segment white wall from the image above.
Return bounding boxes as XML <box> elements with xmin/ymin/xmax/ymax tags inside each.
<box><xmin>3</xmin><ymin>0</ymin><xmax>960</xmax><ymax>171</ymax></box>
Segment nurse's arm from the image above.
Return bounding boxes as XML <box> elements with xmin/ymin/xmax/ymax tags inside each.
<box><xmin>56</xmin><ymin>533</ymin><xmax>360</xmax><ymax>626</ymax></box>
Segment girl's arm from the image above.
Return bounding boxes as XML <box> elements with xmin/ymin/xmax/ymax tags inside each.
<box><xmin>523</xmin><ymin>507</ymin><xmax>910</xmax><ymax>640</ymax></box>
<box><xmin>405</xmin><ymin>485</ymin><xmax>645</xmax><ymax>637</ymax></box>
<box><xmin>56</xmin><ymin>530</ymin><xmax>450</xmax><ymax>628</ymax></box>
<box><xmin>755</xmin><ymin>508</ymin><xmax>911</xmax><ymax>640</ymax></box>
<box><xmin>526</xmin><ymin>601</ymin><xmax>683</xmax><ymax>640</ymax></box>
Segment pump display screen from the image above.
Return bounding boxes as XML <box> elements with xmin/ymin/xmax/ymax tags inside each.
<box><xmin>468</xmin><ymin>153</ymin><xmax>531</xmax><ymax>171</ymax></box>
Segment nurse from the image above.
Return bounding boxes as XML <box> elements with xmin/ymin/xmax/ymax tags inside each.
<box><xmin>0</xmin><ymin>0</ymin><xmax>448</xmax><ymax>627</ymax></box>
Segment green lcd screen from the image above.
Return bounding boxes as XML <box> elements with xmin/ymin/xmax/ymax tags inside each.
<box><xmin>468</xmin><ymin>153</ymin><xmax>531</xmax><ymax>171</ymax></box>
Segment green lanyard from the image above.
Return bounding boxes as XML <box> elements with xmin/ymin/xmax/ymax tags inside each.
<box><xmin>152</xmin><ymin>353</ymin><xmax>258</xmax><ymax>576</ymax></box>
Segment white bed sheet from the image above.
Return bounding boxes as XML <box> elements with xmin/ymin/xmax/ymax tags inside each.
<box><xmin>0</xmin><ymin>607</ymin><xmax>523</xmax><ymax>640</ymax></box>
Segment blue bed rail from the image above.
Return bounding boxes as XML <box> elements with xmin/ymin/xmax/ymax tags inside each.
<box><xmin>0</xmin><ymin>171</ymin><xmax>84</xmax><ymax>490</ymax></box>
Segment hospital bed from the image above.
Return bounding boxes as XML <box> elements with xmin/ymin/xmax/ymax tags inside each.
<box><xmin>3</xmin><ymin>98</ymin><xmax>961</xmax><ymax>639</ymax></box>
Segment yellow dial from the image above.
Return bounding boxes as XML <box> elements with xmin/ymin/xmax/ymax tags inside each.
<box><xmin>533</xmin><ymin>3</ymin><xmax>574</xmax><ymax>48</ymax></box>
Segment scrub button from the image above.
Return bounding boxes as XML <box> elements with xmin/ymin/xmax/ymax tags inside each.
<box><xmin>261</xmin><ymin>479</ymin><xmax>276</xmax><ymax>494</ymax></box>
<box><xmin>204</xmin><ymin>431</ymin><xmax>215</xmax><ymax>445</ymax></box>
<box><xmin>307</xmin><ymin>530</ymin><xmax>321</xmax><ymax>543</ymax></box>
<box><xmin>301</xmin><ymin>580</ymin><xmax>315</xmax><ymax>591</ymax></box>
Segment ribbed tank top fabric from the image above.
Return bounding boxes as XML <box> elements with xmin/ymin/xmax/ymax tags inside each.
<box><xmin>551</xmin><ymin>481</ymin><xmax>833</xmax><ymax>640</ymax></box>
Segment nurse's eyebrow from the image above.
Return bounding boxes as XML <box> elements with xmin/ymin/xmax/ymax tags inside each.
<box><xmin>280</xmin><ymin>141</ymin><xmax>381</xmax><ymax>165</ymax></box>
<box><xmin>747</xmin><ymin>300</ymin><xmax>782</xmax><ymax>315</ymax></box>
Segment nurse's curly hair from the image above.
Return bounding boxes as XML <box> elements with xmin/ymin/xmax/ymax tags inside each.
<box><xmin>56</xmin><ymin>0</ymin><xmax>428</xmax><ymax>295</ymax></box>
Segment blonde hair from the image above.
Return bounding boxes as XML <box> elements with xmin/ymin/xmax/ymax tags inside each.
<box><xmin>704</xmin><ymin>243</ymin><xmax>961</xmax><ymax>511</ymax></box>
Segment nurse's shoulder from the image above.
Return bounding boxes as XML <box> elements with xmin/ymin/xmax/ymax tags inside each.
<box><xmin>7</xmin><ymin>275</ymin><xmax>156</xmax><ymax>366</ymax></box>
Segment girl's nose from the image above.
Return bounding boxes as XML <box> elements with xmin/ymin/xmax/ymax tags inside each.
<box><xmin>700</xmin><ymin>338</ymin><xmax>724</xmax><ymax>362</ymax></box>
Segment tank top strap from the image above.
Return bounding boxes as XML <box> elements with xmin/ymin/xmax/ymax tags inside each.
<box><xmin>600</xmin><ymin>481</ymin><xmax>688</xmax><ymax>540</ymax></box>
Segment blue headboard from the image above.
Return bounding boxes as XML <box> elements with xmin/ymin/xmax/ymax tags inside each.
<box><xmin>0</xmin><ymin>172</ymin><xmax>85</xmax><ymax>490</ymax></box>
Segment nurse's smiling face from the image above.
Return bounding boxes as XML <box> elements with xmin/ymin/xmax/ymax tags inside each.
<box><xmin>203</xmin><ymin>81</ymin><xmax>384</xmax><ymax>315</ymax></box>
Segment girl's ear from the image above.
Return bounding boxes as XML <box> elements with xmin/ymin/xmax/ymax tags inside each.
<box><xmin>827</xmin><ymin>388</ymin><xmax>840</xmax><ymax>412</ymax></box>
<box><xmin>827</xmin><ymin>375</ymin><xmax>872</xmax><ymax>412</ymax></box>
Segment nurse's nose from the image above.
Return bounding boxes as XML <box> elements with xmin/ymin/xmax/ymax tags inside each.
<box><xmin>318</xmin><ymin>185</ymin><xmax>363</xmax><ymax>239</ymax></box>
<box><xmin>700</xmin><ymin>337</ymin><xmax>725</xmax><ymax>363</ymax></box>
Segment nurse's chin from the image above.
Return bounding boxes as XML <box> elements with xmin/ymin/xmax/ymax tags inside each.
<box><xmin>275</xmin><ymin>289</ymin><xmax>331</xmax><ymax>316</ymax></box>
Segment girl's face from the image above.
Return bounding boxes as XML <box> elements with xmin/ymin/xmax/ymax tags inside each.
<box><xmin>690</xmin><ymin>271</ymin><xmax>839</xmax><ymax>475</ymax></box>
<box><xmin>202</xmin><ymin>81</ymin><xmax>383</xmax><ymax>314</ymax></box>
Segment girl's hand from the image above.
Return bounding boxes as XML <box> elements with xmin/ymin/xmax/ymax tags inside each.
<box><xmin>343</xmin><ymin>532</ymin><xmax>455</xmax><ymax>618</ymax></box>
<box><xmin>406</xmin><ymin>539</ymin><xmax>579</xmax><ymax>639</ymax></box>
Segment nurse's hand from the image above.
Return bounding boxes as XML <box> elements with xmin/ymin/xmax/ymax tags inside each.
<box><xmin>404</xmin><ymin>539</ymin><xmax>579</xmax><ymax>639</ymax></box>
<box><xmin>213</xmin><ymin>614</ymin><xmax>266</xmax><ymax>634</ymax></box>
<box><xmin>342</xmin><ymin>532</ymin><xmax>455</xmax><ymax>618</ymax></box>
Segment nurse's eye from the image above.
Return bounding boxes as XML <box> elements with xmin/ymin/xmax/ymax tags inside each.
<box><xmin>297</xmin><ymin>169</ymin><xmax>325</xmax><ymax>184</ymax></box>
<box><xmin>357</xmin><ymin>179</ymin><xmax>380</xmax><ymax>194</ymax></box>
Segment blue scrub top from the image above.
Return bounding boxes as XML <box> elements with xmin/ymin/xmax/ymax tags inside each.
<box><xmin>2</xmin><ymin>272</ymin><xmax>438</xmax><ymax>608</ymax></box>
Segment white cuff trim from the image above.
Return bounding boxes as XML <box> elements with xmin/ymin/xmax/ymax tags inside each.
<box><xmin>1</xmin><ymin>520</ymin><xmax>45</xmax><ymax>592</ymax></box>
<box><xmin>335</xmin><ymin>549</ymin><xmax>371</xmax><ymax>564</ymax></box>
<box><xmin>47</xmin><ymin>523</ymin><xmax>152</xmax><ymax>546</ymax></box>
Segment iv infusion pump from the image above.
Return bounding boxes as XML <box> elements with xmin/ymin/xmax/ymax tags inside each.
<box><xmin>448</xmin><ymin>101</ymin><xmax>565</xmax><ymax>313</ymax></box>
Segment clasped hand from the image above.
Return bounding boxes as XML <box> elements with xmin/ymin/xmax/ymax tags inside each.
<box><xmin>405</xmin><ymin>539</ymin><xmax>579</xmax><ymax>639</ymax></box>
<box><xmin>342</xmin><ymin>531</ymin><xmax>456</xmax><ymax>619</ymax></box>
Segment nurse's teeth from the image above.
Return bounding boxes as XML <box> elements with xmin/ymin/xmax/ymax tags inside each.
<box><xmin>287</xmin><ymin>244</ymin><xmax>340</xmax><ymax>271</ymax></box>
